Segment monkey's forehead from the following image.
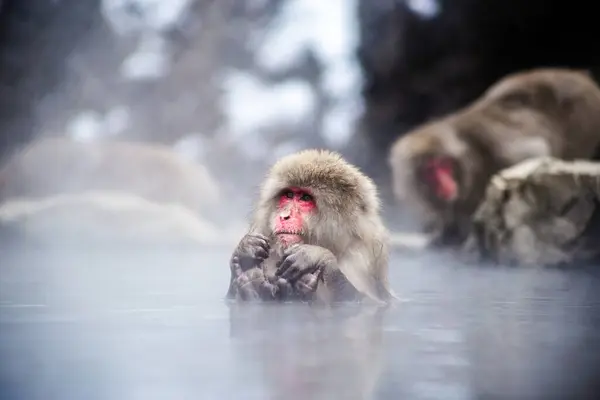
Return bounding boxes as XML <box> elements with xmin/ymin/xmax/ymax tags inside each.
<box><xmin>269</xmin><ymin>149</ymin><xmax>365</xmax><ymax>186</ymax></box>
<box><xmin>261</xmin><ymin>150</ymin><xmax>379</xmax><ymax>208</ymax></box>
<box><xmin>391</xmin><ymin>124</ymin><xmax>463</xmax><ymax>159</ymax></box>
<box><xmin>268</xmin><ymin>162</ymin><xmax>362</xmax><ymax>193</ymax></box>
<box><xmin>486</xmin><ymin>69</ymin><xmax>588</xmax><ymax>96</ymax></box>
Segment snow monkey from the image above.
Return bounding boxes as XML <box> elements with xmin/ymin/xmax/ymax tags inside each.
<box><xmin>388</xmin><ymin>68</ymin><xmax>600</xmax><ymax>247</ymax></box>
<box><xmin>226</xmin><ymin>149</ymin><xmax>396</xmax><ymax>305</ymax></box>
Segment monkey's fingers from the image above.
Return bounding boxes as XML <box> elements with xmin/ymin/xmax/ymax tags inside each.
<box><xmin>237</xmin><ymin>246</ymin><xmax>268</xmax><ymax>271</ymax></box>
<box><xmin>234</xmin><ymin>273</ymin><xmax>251</xmax><ymax>288</ymax></box>
<box><xmin>279</xmin><ymin>260</ymin><xmax>319</xmax><ymax>283</ymax></box>
<box><xmin>252</xmin><ymin>247</ymin><xmax>269</xmax><ymax>261</ymax></box>
<box><xmin>248</xmin><ymin>233</ymin><xmax>270</xmax><ymax>243</ymax></box>
<box><xmin>245</xmin><ymin>235</ymin><xmax>270</xmax><ymax>253</ymax></box>
<box><xmin>276</xmin><ymin>278</ymin><xmax>294</xmax><ymax>300</ymax></box>
<box><xmin>231</xmin><ymin>259</ymin><xmax>245</xmax><ymax>278</ymax></box>
<box><xmin>281</xmin><ymin>244</ymin><xmax>301</xmax><ymax>258</ymax></box>
<box><xmin>294</xmin><ymin>273</ymin><xmax>319</xmax><ymax>296</ymax></box>
<box><xmin>274</xmin><ymin>254</ymin><xmax>295</xmax><ymax>278</ymax></box>
<box><xmin>247</xmin><ymin>242</ymin><xmax>269</xmax><ymax>261</ymax></box>
<box><xmin>237</xmin><ymin>280</ymin><xmax>260</xmax><ymax>301</ymax></box>
<box><xmin>257</xmin><ymin>280</ymin><xmax>279</xmax><ymax>301</ymax></box>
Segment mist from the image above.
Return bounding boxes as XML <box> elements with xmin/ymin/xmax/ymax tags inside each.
<box><xmin>1</xmin><ymin>1</ymin><xmax>600</xmax><ymax>399</ymax></box>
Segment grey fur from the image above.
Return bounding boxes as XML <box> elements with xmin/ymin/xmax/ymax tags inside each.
<box><xmin>227</xmin><ymin>149</ymin><xmax>396</xmax><ymax>305</ymax></box>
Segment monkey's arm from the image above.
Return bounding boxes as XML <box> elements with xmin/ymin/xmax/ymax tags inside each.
<box><xmin>336</xmin><ymin>239</ymin><xmax>396</xmax><ymax>304</ymax></box>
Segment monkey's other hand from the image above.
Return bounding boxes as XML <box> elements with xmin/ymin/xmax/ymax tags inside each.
<box><xmin>276</xmin><ymin>244</ymin><xmax>337</xmax><ymax>287</ymax></box>
<box><xmin>293</xmin><ymin>273</ymin><xmax>320</xmax><ymax>298</ymax></box>
<box><xmin>232</xmin><ymin>233</ymin><xmax>270</xmax><ymax>272</ymax></box>
<box><xmin>231</xmin><ymin>258</ymin><xmax>278</xmax><ymax>301</ymax></box>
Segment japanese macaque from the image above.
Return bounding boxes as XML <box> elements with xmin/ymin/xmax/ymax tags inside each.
<box><xmin>226</xmin><ymin>149</ymin><xmax>395</xmax><ymax>305</ymax></box>
<box><xmin>389</xmin><ymin>68</ymin><xmax>600</xmax><ymax>247</ymax></box>
<box><xmin>0</xmin><ymin>137</ymin><xmax>220</xmax><ymax>221</ymax></box>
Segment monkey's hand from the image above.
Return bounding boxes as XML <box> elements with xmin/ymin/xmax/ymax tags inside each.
<box><xmin>229</xmin><ymin>233</ymin><xmax>277</xmax><ymax>301</ymax></box>
<box><xmin>232</xmin><ymin>233</ymin><xmax>270</xmax><ymax>271</ymax></box>
<box><xmin>275</xmin><ymin>244</ymin><xmax>337</xmax><ymax>298</ymax></box>
<box><xmin>231</xmin><ymin>255</ymin><xmax>279</xmax><ymax>301</ymax></box>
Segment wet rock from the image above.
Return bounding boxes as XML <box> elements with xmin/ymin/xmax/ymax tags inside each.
<box><xmin>465</xmin><ymin>157</ymin><xmax>600</xmax><ymax>267</ymax></box>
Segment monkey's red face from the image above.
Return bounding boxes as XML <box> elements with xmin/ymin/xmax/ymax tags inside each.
<box><xmin>274</xmin><ymin>187</ymin><xmax>316</xmax><ymax>247</ymax></box>
<box><xmin>422</xmin><ymin>156</ymin><xmax>459</xmax><ymax>202</ymax></box>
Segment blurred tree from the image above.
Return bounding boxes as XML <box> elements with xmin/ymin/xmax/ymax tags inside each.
<box><xmin>0</xmin><ymin>0</ymin><xmax>101</xmax><ymax>160</ymax></box>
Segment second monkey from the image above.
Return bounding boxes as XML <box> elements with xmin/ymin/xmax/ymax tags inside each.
<box><xmin>389</xmin><ymin>68</ymin><xmax>600</xmax><ymax>247</ymax></box>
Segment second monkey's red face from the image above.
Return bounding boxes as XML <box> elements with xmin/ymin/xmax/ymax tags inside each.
<box><xmin>422</xmin><ymin>156</ymin><xmax>459</xmax><ymax>202</ymax></box>
<box><xmin>274</xmin><ymin>187</ymin><xmax>317</xmax><ymax>247</ymax></box>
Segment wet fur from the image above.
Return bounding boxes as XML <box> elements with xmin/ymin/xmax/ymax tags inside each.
<box><xmin>234</xmin><ymin>149</ymin><xmax>395</xmax><ymax>304</ymax></box>
<box><xmin>389</xmin><ymin>68</ymin><xmax>600</xmax><ymax>246</ymax></box>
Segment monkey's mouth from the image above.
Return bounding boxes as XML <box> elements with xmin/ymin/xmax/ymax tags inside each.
<box><xmin>275</xmin><ymin>231</ymin><xmax>304</xmax><ymax>245</ymax></box>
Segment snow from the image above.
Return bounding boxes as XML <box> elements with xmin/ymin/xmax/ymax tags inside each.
<box><xmin>253</xmin><ymin>0</ymin><xmax>363</xmax><ymax>99</ymax></box>
<box><xmin>101</xmin><ymin>0</ymin><xmax>194</xmax><ymax>36</ymax></box>
<box><xmin>172</xmin><ymin>134</ymin><xmax>207</xmax><ymax>162</ymax></box>
<box><xmin>120</xmin><ymin>33</ymin><xmax>170</xmax><ymax>81</ymax></box>
<box><xmin>406</xmin><ymin>0</ymin><xmax>441</xmax><ymax>19</ymax></box>
<box><xmin>85</xmin><ymin>0</ymin><xmax>368</xmax><ymax>156</ymax></box>
<box><xmin>66</xmin><ymin>111</ymin><xmax>104</xmax><ymax>142</ymax></box>
<box><xmin>104</xmin><ymin>106</ymin><xmax>132</xmax><ymax>136</ymax></box>
<box><xmin>321</xmin><ymin>98</ymin><xmax>363</xmax><ymax>149</ymax></box>
<box><xmin>221</xmin><ymin>71</ymin><xmax>316</xmax><ymax>139</ymax></box>
<box><xmin>224</xmin><ymin>0</ymin><xmax>364</xmax><ymax>153</ymax></box>
<box><xmin>66</xmin><ymin>108</ymin><xmax>131</xmax><ymax>142</ymax></box>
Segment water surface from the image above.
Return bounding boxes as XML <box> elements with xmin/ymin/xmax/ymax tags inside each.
<box><xmin>1</xmin><ymin>244</ymin><xmax>600</xmax><ymax>399</ymax></box>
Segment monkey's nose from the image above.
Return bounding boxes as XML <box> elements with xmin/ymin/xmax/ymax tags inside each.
<box><xmin>280</xmin><ymin>214</ymin><xmax>290</xmax><ymax>221</ymax></box>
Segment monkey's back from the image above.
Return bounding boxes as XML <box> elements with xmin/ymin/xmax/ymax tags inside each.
<box><xmin>471</xmin><ymin>68</ymin><xmax>600</xmax><ymax>161</ymax></box>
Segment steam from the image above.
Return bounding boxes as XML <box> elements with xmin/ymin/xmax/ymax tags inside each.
<box><xmin>4</xmin><ymin>2</ymin><xmax>589</xmax><ymax>400</ymax></box>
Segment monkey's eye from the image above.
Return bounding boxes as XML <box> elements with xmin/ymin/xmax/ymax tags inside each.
<box><xmin>300</xmin><ymin>193</ymin><xmax>313</xmax><ymax>202</ymax></box>
<box><xmin>284</xmin><ymin>191</ymin><xmax>295</xmax><ymax>199</ymax></box>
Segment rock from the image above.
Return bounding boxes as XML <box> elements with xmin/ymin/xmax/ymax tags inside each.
<box><xmin>0</xmin><ymin>191</ymin><xmax>230</xmax><ymax>248</ymax></box>
<box><xmin>465</xmin><ymin>157</ymin><xmax>600</xmax><ymax>267</ymax></box>
<box><xmin>0</xmin><ymin>137</ymin><xmax>223</xmax><ymax>222</ymax></box>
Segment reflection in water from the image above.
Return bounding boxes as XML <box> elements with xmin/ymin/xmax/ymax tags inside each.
<box><xmin>228</xmin><ymin>303</ymin><xmax>386</xmax><ymax>400</ymax></box>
